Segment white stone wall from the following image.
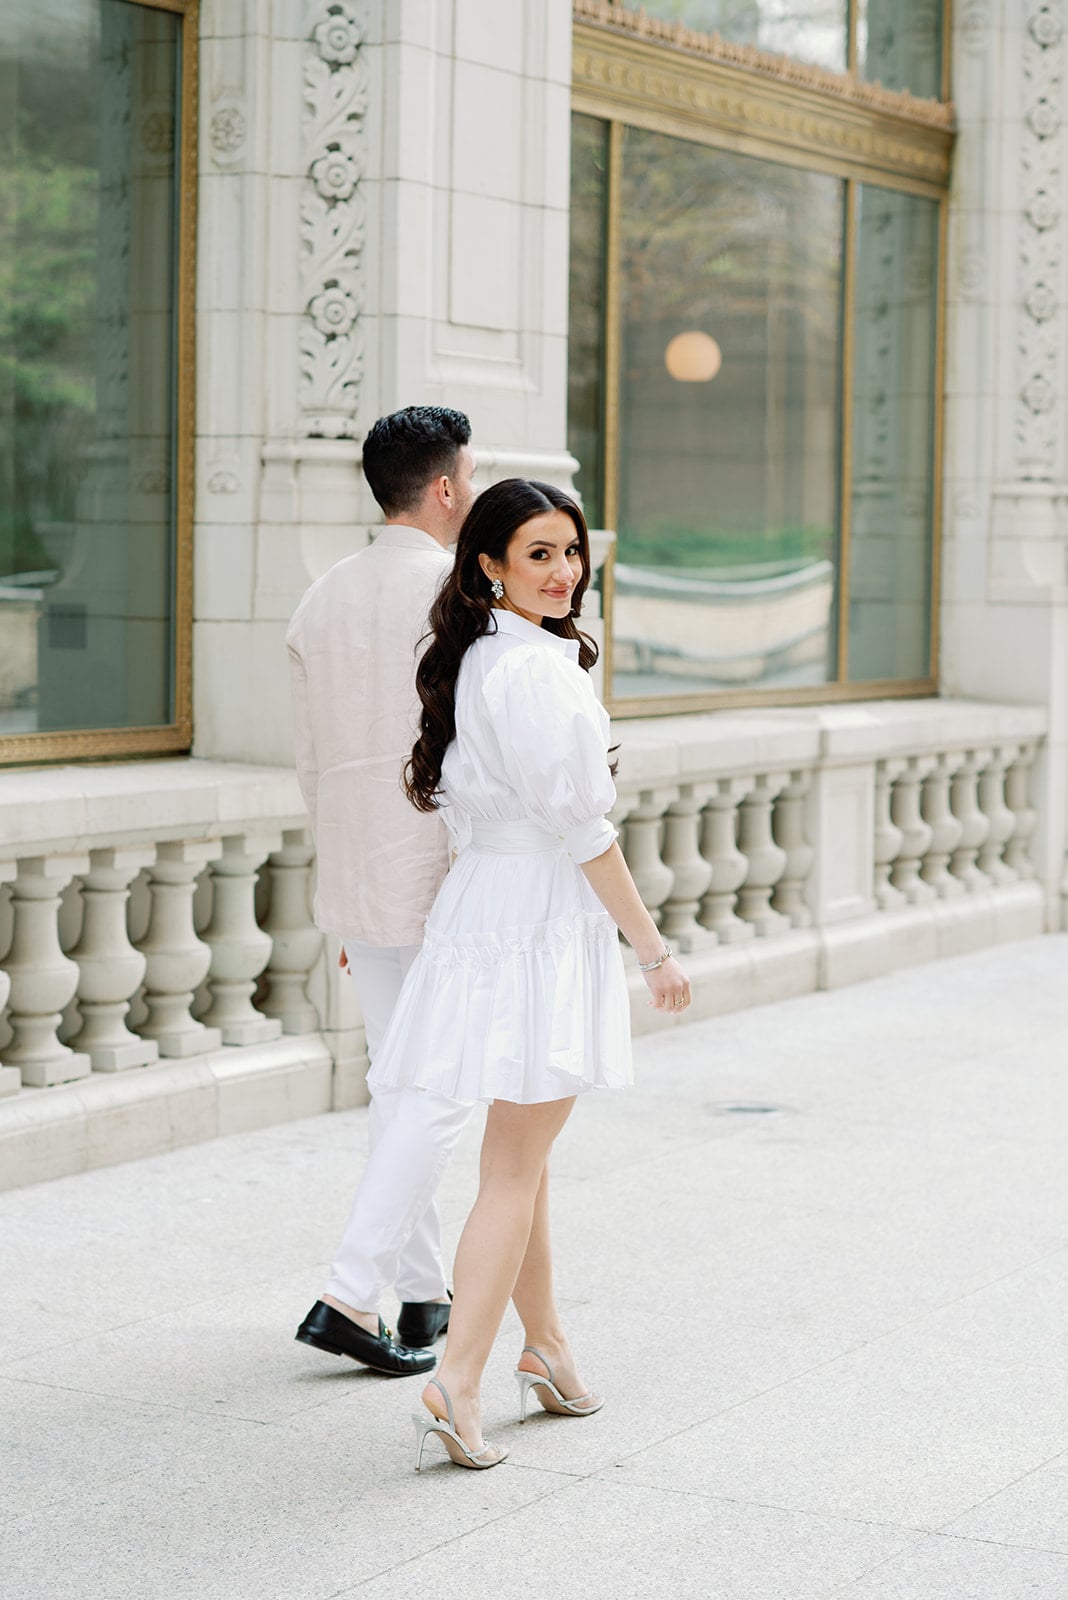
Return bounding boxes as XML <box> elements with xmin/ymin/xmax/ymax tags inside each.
<box><xmin>942</xmin><ymin>0</ymin><xmax>1068</xmax><ymax>929</ymax></box>
<box><xmin>192</xmin><ymin>0</ymin><xmax>577</xmax><ymax>770</ymax></box>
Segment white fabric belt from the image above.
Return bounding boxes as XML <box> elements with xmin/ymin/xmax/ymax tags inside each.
<box><xmin>468</xmin><ymin>820</ymin><xmax>567</xmax><ymax>854</ymax></box>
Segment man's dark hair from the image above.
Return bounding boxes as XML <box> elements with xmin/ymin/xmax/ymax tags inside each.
<box><xmin>361</xmin><ymin>405</ymin><xmax>472</xmax><ymax>517</ymax></box>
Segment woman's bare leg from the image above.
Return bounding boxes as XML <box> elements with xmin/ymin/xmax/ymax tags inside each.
<box><xmin>424</xmin><ymin>1096</ymin><xmax>576</xmax><ymax>1449</ymax></box>
<box><xmin>511</xmin><ymin>1162</ymin><xmax>597</xmax><ymax>1403</ymax></box>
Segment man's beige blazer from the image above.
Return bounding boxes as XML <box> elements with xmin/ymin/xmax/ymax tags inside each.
<box><xmin>286</xmin><ymin>524</ymin><xmax>452</xmax><ymax>946</ymax></box>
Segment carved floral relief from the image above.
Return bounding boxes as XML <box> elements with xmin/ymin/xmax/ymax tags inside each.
<box><xmin>1017</xmin><ymin>2</ymin><xmax>1065</xmax><ymax>476</ymax></box>
<box><xmin>300</xmin><ymin>0</ymin><xmax>369</xmax><ymax>439</ymax></box>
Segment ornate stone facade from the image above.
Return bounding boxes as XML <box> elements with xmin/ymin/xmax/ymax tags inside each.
<box><xmin>1016</xmin><ymin>4</ymin><xmax>1065</xmax><ymax>477</ymax></box>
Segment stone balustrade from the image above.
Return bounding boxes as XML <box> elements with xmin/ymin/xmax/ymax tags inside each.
<box><xmin>610</xmin><ymin>698</ymin><xmax>1050</xmax><ymax>1030</ymax></box>
<box><xmin>0</xmin><ymin>699</ymin><xmax>1054</xmax><ymax>1183</ymax></box>
<box><xmin>0</xmin><ymin>763</ymin><xmax>347</xmax><ymax>1187</ymax></box>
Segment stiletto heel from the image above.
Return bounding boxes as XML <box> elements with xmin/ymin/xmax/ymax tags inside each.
<box><xmin>514</xmin><ymin>1346</ymin><xmax>604</xmax><ymax>1421</ymax></box>
<box><xmin>412</xmin><ymin>1378</ymin><xmax>507</xmax><ymax>1471</ymax></box>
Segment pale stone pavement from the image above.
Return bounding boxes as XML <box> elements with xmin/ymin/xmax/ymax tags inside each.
<box><xmin>2</xmin><ymin>935</ymin><xmax>1068</xmax><ymax>1600</ymax></box>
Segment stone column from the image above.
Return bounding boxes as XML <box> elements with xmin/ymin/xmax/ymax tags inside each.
<box><xmin>660</xmin><ymin>787</ymin><xmax>715</xmax><ymax>951</ymax></box>
<box><xmin>698</xmin><ymin>778</ymin><xmax>755</xmax><ymax>942</ymax></box>
<box><xmin>737</xmin><ymin>774</ymin><xmax>790</xmax><ymax>936</ymax></box>
<box><xmin>136</xmin><ymin>840</ymin><xmax>223</xmax><ymax>1057</ymax></box>
<box><xmin>949</xmin><ymin>749</ymin><xmax>993</xmax><ymax>891</ymax></box>
<box><xmin>193</xmin><ymin>1</ymin><xmax>580</xmax><ymax>772</ymax></box>
<box><xmin>873</xmin><ymin>758</ymin><xmax>906</xmax><ymax>910</ymax></box>
<box><xmin>889</xmin><ymin>757</ymin><xmax>937</xmax><ymax>903</ymax></box>
<box><xmin>977</xmin><ymin>746</ymin><xmax>1019</xmax><ymax>883</ymax></box>
<box><xmin>1004</xmin><ymin>743</ymin><xmax>1039</xmax><ymax>878</ymax></box>
<box><xmin>771</xmin><ymin>771</ymin><xmax>814</xmax><ymax>927</ymax></box>
<box><xmin>941</xmin><ymin>2</ymin><xmax>1068</xmax><ymax>931</ymax></box>
<box><xmin>199</xmin><ymin>833</ymin><xmax>284</xmax><ymax>1045</ymax></box>
<box><xmin>0</xmin><ymin>858</ymin><xmax>20</xmax><ymax>1097</ymax></box>
<box><xmin>259</xmin><ymin>830</ymin><xmax>323</xmax><ymax>1034</ymax></box>
<box><xmin>2</xmin><ymin>856</ymin><xmax>92</xmax><ymax>1087</ymax></box>
<box><xmin>68</xmin><ymin>846</ymin><xmax>159</xmax><ymax>1070</ymax></box>
<box><xmin>920</xmin><ymin>751</ymin><xmax>966</xmax><ymax>897</ymax></box>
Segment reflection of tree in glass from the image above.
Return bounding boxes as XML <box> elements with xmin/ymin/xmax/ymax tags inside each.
<box><xmin>617</xmin><ymin>127</ymin><xmax>842</xmax><ymax>572</ymax></box>
<box><xmin>0</xmin><ymin>64</ymin><xmax>97</xmax><ymax>580</ymax></box>
<box><xmin>621</xmin><ymin>129</ymin><xmax>840</xmax><ymax>364</ymax></box>
<box><xmin>631</xmin><ymin>0</ymin><xmax>847</xmax><ymax>73</ymax></box>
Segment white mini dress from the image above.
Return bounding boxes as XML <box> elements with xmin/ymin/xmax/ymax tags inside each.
<box><xmin>367</xmin><ymin>607</ymin><xmax>633</xmax><ymax>1106</ymax></box>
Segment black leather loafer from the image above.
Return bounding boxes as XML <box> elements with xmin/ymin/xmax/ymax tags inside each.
<box><xmin>295</xmin><ymin>1300</ymin><xmax>436</xmax><ymax>1376</ymax></box>
<box><xmin>396</xmin><ymin>1292</ymin><xmax>452</xmax><ymax>1349</ymax></box>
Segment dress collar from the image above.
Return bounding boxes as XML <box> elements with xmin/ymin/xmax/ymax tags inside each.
<box><xmin>490</xmin><ymin>606</ymin><xmax>580</xmax><ymax>663</ymax></box>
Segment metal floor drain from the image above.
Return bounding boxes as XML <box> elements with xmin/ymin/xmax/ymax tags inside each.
<box><xmin>711</xmin><ymin>1102</ymin><xmax>789</xmax><ymax>1116</ymax></box>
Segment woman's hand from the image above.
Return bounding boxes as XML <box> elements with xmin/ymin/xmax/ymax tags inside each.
<box><xmin>642</xmin><ymin>953</ymin><xmax>691</xmax><ymax>1013</ymax></box>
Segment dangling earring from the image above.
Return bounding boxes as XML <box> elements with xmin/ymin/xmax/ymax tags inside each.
<box><xmin>490</xmin><ymin>578</ymin><xmax>504</xmax><ymax>601</ymax></box>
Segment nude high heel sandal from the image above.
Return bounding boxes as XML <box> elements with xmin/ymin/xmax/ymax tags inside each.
<box><xmin>412</xmin><ymin>1378</ymin><xmax>508</xmax><ymax>1471</ymax></box>
<box><xmin>515</xmin><ymin>1346</ymin><xmax>605</xmax><ymax>1422</ymax></box>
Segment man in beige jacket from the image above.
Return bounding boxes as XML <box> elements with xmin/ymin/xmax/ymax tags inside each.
<box><xmin>287</xmin><ymin>406</ymin><xmax>477</xmax><ymax>1376</ymax></box>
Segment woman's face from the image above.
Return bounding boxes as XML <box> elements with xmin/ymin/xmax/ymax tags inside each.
<box><xmin>480</xmin><ymin>510</ymin><xmax>585</xmax><ymax>626</ymax></box>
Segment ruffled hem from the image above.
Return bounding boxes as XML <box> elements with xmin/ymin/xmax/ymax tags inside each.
<box><xmin>367</xmin><ymin>911</ymin><xmax>633</xmax><ymax>1106</ymax></box>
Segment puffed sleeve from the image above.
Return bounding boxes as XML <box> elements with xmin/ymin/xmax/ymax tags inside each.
<box><xmin>482</xmin><ymin>647</ymin><xmax>618</xmax><ymax>863</ymax></box>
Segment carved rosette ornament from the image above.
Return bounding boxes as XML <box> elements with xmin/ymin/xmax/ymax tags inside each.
<box><xmin>1017</xmin><ymin>3</ymin><xmax>1065</xmax><ymax>476</ymax></box>
<box><xmin>300</xmin><ymin>0</ymin><xmax>369</xmax><ymax>439</ymax></box>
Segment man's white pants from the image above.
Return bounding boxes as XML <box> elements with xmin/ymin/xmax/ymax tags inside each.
<box><xmin>323</xmin><ymin>940</ymin><xmax>470</xmax><ymax>1312</ymax></box>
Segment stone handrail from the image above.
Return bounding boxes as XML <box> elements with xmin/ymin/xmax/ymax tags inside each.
<box><xmin>0</xmin><ymin>699</ymin><xmax>1052</xmax><ymax>1159</ymax></box>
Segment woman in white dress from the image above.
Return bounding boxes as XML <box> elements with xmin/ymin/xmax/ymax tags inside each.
<box><xmin>368</xmin><ymin>479</ymin><xmax>691</xmax><ymax>1470</ymax></box>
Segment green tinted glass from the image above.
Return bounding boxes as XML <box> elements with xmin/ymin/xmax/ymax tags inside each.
<box><xmin>613</xmin><ymin>125</ymin><xmax>844</xmax><ymax>700</ymax></box>
<box><xmin>0</xmin><ymin>0</ymin><xmax>180</xmax><ymax>738</ymax></box>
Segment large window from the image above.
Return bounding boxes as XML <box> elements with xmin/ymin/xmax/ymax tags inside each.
<box><xmin>0</xmin><ymin>0</ymin><xmax>194</xmax><ymax>764</ymax></box>
<box><xmin>570</xmin><ymin>3</ymin><xmax>951</xmax><ymax>712</ymax></box>
<box><xmin>614</xmin><ymin>1</ymin><xmax>945</xmax><ymax>96</ymax></box>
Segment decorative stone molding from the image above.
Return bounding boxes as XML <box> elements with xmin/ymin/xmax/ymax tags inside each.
<box><xmin>209</xmin><ymin>97</ymin><xmax>248</xmax><ymax>168</ymax></box>
<box><xmin>300</xmin><ymin>0</ymin><xmax>369</xmax><ymax>440</ymax></box>
<box><xmin>1016</xmin><ymin>1</ymin><xmax>1065</xmax><ymax>478</ymax></box>
<box><xmin>572</xmin><ymin>0</ymin><xmax>954</xmax><ymax>127</ymax></box>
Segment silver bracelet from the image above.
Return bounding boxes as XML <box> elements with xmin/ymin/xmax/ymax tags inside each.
<box><xmin>638</xmin><ymin>945</ymin><xmax>673</xmax><ymax>972</ymax></box>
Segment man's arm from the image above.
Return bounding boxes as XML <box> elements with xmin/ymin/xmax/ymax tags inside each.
<box><xmin>287</xmin><ymin>639</ymin><xmax>319</xmax><ymax>839</ymax></box>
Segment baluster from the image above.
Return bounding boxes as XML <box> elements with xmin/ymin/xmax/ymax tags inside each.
<box><xmin>67</xmin><ymin>846</ymin><xmax>160</xmax><ymax>1070</ymax></box>
<box><xmin>977</xmin><ymin>746</ymin><xmax>1018</xmax><ymax>884</ymax></box>
<box><xmin>660</xmin><ymin>786</ymin><xmax>715</xmax><ymax>950</ymax></box>
<box><xmin>771</xmin><ymin>770</ymin><xmax>814</xmax><ymax>927</ymax></box>
<box><xmin>1003</xmin><ymin>744</ymin><xmax>1038</xmax><ymax>879</ymax></box>
<box><xmin>698</xmin><ymin>777</ymin><xmax>755</xmax><ymax>942</ymax></box>
<box><xmin>260</xmin><ymin>830</ymin><xmax>324</xmax><ymax>1034</ymax></box>
<box><xmin>136</xmin><ymin>840</ymin><xmax>224</xmax><ymax>1057</ymax></box>
<box><xmin>949</xmin><ymin>749</ymin><xmax>992</xmax><ymax>892</ymax></box>
<box><xmin>623</xmin><ymin>790</ymin><xmax>675</xmax><ymax>928</ymax></box>
<box><xmin>873</xmin><ymin>759</ymin><xmax>905</xmax><ymax>910</ymax></box>
<box><xmin>890</xmin><ymin>757</ymin><xmax>936</xmax><ymax>903</ymax></box>
<box><xmin>1</xmin><ymin>855</ymin><xmax>92</xmax><ymax>1087</ymax></box>
<box><xmin>0</xmin><ymin>859</ymin><xmax>19</xmax><ymax>1097</ymax></box>
<box><xmin>920</xmin><ymin>751</ymin><xmax>965</xmax><ymax>897</ymax></box>
<box><xmin>199</xmin><ymin>833</ymin><xmax>284</xmax><ymax>1046</ymax></box>
<box><xmin>737</xmin><ymin>773</ymin><xmax>790</xmax><ymax>936</ymax></box>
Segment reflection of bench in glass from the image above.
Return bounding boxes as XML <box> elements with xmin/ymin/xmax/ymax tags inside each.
<box><xmin>613</xmin><ymin>559</ymin><xmax>834</xmax><ymax>686</ymax></box>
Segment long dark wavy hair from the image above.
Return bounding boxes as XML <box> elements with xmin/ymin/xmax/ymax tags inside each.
<box><xmin>404</xmin><ymin>478</ymin><xmax>599</xmax><ymax>813</ymax></box>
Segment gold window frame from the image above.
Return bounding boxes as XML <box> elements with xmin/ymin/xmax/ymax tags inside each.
<box><xmin>572</xmin><ymin>2</ymin><xmax>954</xmax><ymax>718</ymax></box>
<box><xmin>0</xmin><ymin>0</ymin><xmax>198</xmax><ymax>767</ymax></box>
